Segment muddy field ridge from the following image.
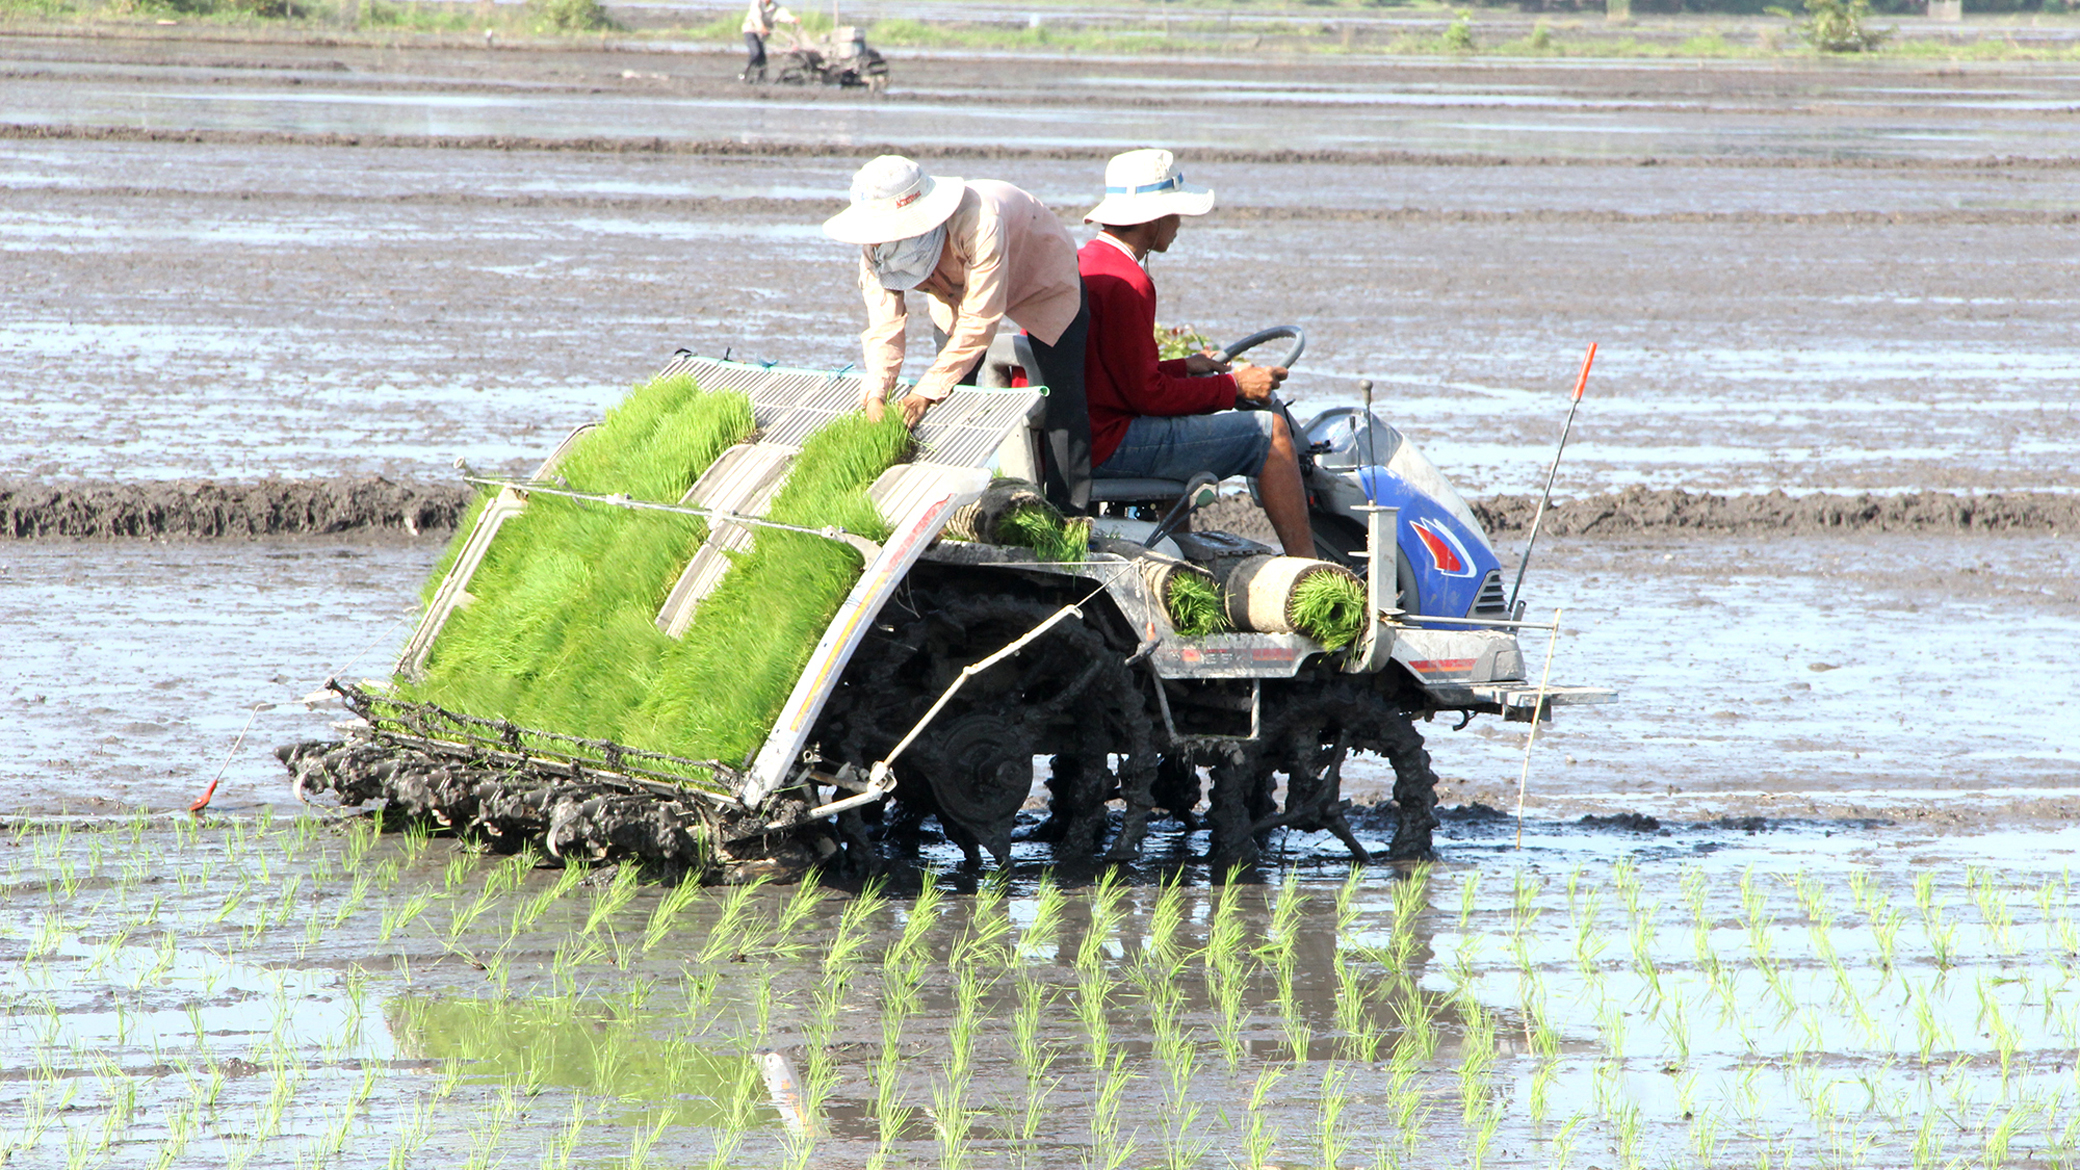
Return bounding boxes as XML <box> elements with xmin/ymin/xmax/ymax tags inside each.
<box><xmin>5</xmin><ymin>477</ymin><xmax>2073</xmax><ymax>540</ymax></box>
<box><xmin>14</xmin><ymin>122</ymin><xmax>2080</xmax><ymax>171</ymax></box>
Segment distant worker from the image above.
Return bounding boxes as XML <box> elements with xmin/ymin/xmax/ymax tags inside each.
<box><xmin>740</xmin><ymin>0</ymin><xmax>798</xmax><ymax>84</ymax></box>
<box><xmin>1078</xmin><ymin>148</ymin><xmax>1310</xmax><ymax>557</ymax></box>
<box><xmin>823</xmin><ymin>154</ymin><xmax>1092</xmax><ymax>512</ymax></box>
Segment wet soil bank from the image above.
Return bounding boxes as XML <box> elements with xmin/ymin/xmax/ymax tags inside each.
<box><xmin>1198</xmin><ymin>486</ymin><xmax>2080</xmax><ymax>542</ymax></box>
<box><xmin>7</xmin><ymin>480</ymin><xmax>2071</xmax><ymax>540</ymax></box>
<box><xmin>0</xmin><ymin>476</ymin><xmax>471</xmax><ymax>538</ymax></box>
<box><xmin>14</xmin><ymin>123</ymin><xmax>2080</xmax><ymax>172</ymax></box>
<box><xmin>1469</xmin><ymin>485</ymin><xmax>2080</xmax><ymax>536</ymax></box>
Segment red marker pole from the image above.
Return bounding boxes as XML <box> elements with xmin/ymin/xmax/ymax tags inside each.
<box><xmin>1507</xmin><ymin>343</ymin><xmax>1597</xmax><ymax>615</ymax></box>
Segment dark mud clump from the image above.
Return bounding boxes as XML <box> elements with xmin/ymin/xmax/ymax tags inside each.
<box><xmin>1195</xmin><ymin>488</ymin><xmax>2078</xmax><ymax>545</ymax></box>
<box><xmin>277</xmin><ymin>737</ymin><xmax>824</xmax><ymax>882</ymax></box>
<box><xmin>1471</xmin><ymin>487</ymin><xmax>2080</xmax><ymax>537</ymax></box>
<box><xmin>1579</xmin><ymin>811</ymin><xmax>1664</xmax><ymax>833</ymax></box>
<box><xmin>0</xmin><ymin>477</ymin><xmax>472</xmax><ymax>539</ymax></box>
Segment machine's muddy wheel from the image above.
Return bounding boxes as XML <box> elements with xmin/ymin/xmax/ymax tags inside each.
<box><xmin>811</xmin><ymin>573</ymin><xmax>1160</xmax><ymax>868</ymax></box>
<box><xmin>905</xmin><ymin>707</ymin><xmax>1036</xmax><ymax>866</ymax></box>
<box><xmin>1203</xmin><ymin>676</ymin><xmax>1438</xmax><ymax>869</ymax></box>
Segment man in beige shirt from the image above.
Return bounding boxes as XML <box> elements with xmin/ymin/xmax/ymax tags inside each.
<box><xmin>740</xmin><ymin>0</ymin><xmax>797</xmax><ymax>84</ymax></box>
<box><xmin>824</xmin><ymin>155</ymin><xmax>1091</xmax><ymax>512</ymax></box>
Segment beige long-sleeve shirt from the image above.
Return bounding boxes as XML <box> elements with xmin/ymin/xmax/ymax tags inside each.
<box><xmin>856</xmin><ymin>180</ymin><xmax>1081</xmax><ymax>404</ymax></box>
<box><xmin>742</xmin><ymin>0</ymin><xmax>792</xmax><ymax>35</ymax></box>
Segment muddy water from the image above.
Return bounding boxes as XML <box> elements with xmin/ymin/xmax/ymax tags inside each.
<box><xmin>5</xmin><ymin>815</ymin><xmax>2079</xmax><ymax>1168</ymax></box>
<box><xmin>5</xmin><ymin>526</ymin><xmax>2072</xmax><ymax>832</ymax></box>
<box><xmin>6</xmin><ymin>140</ymin><xmax>2077</xmax><ymax>494</ymax></box>
<box><xmin>9</xmin><ymin>33</ymin><xmax>2080</xmax><ymax>159</ymax></box>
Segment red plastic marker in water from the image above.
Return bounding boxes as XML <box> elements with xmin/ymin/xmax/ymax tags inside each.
<box><xmin>189</xmin><ymin>703</ymin><xmax>273</xmax><ymax>812</ymax></box>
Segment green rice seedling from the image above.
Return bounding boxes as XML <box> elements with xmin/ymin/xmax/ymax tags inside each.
<box><xmin>1629</xmin><ymin>902</ymin><xmax>1664</xmax><ymax>1005</ymax></box>
<box><xmin>823</xmin><ymin>881</ymin><xmax>883</xmax><ymax>978</ymax></box>
<box><xmin>1612</xmin><ymin>857</ymin><xmax>1643</xmax><ymax>919</ymax></box>
<box><xmin>1206</xmin><ymin>876</ymin><xmax>1247</xmax><ymax>972</ymax></box>
<box><xmin>1975</xmin><ymin>881</ymin><xmax>2018</xmax><ymax>955</ymax></box>
<box><xmin>1077</xmin><ymin>965</ymin><xmax>1114</xmax><ymax>1067</ymax></box>
<box><xmin>1021</xmin><ymin>870</ymin><xmax>1066</xmax><ymax>958</ymax></box>
<box><xmin>447</xmin><ymin>880</ymin><xmax>501</xmax><ymax>948</ymax></box>
<box><xmin>1090</xmin><ymin>1048</ymin><xmax>1140</xmax><ymax>1170</ymax></box>
<box><xmin>772</xmin><ymin>877</ymin><xmax>825</xmax><ymax>951</ymax></box>
<box><xmin>1289</xmin><ymin>569</ymin><xmax>1367</xmax><ymax>649</ymax></box>
<box><xmin>1614</xmin><ymin>1101</ymin><xmax>1644</xmax><ymax>1168</ymax></box>
<box><xmin>1241</xmin><ymin>1064</ymin><xmax>1286</xmax><ymax>1170</ymax></box>
<box><xmin>1261</xmin><ymin>869</ymin><xmax>1306</xmax><ymax>966</ymax></box>
<box><xmin>1316</xmin><ymin>1063</ymin><xmax>1355</xmax><ymax>1170</ymax></box>
<box><xmin>1335</xmin><ymin>945</ymin><xmax>1380</xmax><ymax>1062</ymax></box>
<box><xmin>442</xmin><ymin>849</ymin><xmax>474</xmax><ymax>892</ymax></box>
<box><xmin>1209</xmin><ymin>957</ymin><xmax>1249</xmax><ymax>1071</ymax></box>
<box><xmin>695</xmin><ymin>876</ymin><xmax>770</xmax><ymax>966</ymax></box>
<box><xmin>872</xmin><ymin>1012</ymin><xmax>913</xmax><ymax>1152</ymax></box>
<box><xmin>1145</xmin><ymin>874</ymin><xmax>1186</xmax><ymax>969</ymax></box>
<box><xmin>1596</xmin><ymin>997</ymin><xmax>1627</xmax><ymax>1062</ymax></box>
<box><xmin>996</xmin><ymin>503</ymin><xmax>1092</xmax><ymax>565</ymax></box>
<box><xmin>1010</xmin><ymin>976</ymin><xmax>1056</xmax><ymax>1128</ymax></box>
<box><xmin>1162</xmin><ymin>569</ymin><xmax>1230</xmax><ymax>636</ymax></box>
<box><xmin>933</xmin><ymin>967</ymin><xmax>984</xmax><ymax>1169</ymax></box>
<box><xmin>1455</xmin><ymin>869</ymin><xmax>1481</xmax><ymax>931</ymax></box>
<box><xmin>1573</xmin><ymin>889</ymin><xmax>1609</xmax><ymax>977</ymax></box>
<box><xmin>895</xmin><ymin>871</ymin><xmax>942</xmax><ymax>965</ymax></box>
<box><xmin>1665</xmin><ymin>985</ymin><xmax>1693</xmax><ymax>1064</ymax></box>
<box><xmin>380</xmin><ymin>890</ymin><xmax>434</xmax><ymax>943</ymax></box>
<box><xmin>1456</xmin><ymin>998</ymin><xmax>1496</xmax><ymax>1122</ymax></box>
<box><xmin>1080</xmin><ymin>868</ymin><xmax>1128</xmax><ymax>971</ymax></box>
<box><xmin>582</xmin><ymin>865</ymin><xmax>642</xmax><ymax>937</ymax></box>
<box><xmin>399</xmin><ymin>819</ymin><xmax>432</xmax><ymax>867</ymax></box>
<box><xmin>1529</xmin><ymin>1056</ymin><xmax>1558</xmax><ymax>1122</ymax></box>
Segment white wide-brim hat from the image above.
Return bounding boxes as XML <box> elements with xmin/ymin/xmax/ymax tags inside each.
<box><xmin>823</xmin><ymin>155</ymin><xmax>967</xmax><ymax>246</ymax></box>
<box><xmin>1084</xmin><ymin>148</ymin><xmax>1214</xmax><ymax>226</ymax></box>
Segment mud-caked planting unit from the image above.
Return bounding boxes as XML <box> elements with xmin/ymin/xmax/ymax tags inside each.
<box><xmin>282</xmin><ymin>336</ymin><xmax>1608</xmax><ymax>879</ymax></box>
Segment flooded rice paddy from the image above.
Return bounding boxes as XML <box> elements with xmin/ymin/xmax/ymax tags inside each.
<box><xmin>4</xmin><ymin>29</ymin><xmax>2078</xmax><ymax>1169</ymax></box>
<box><xmin>6</xmin><ymin>814</ymin><xmax>2080</xmax><ymax>1168</ymax></box>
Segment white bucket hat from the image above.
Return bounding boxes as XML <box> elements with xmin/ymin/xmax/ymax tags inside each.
<box><xmin>1083</xmin><ymin>148</ymin><xmax>1214</xmax><ymax>226</ymax></box>
<box><xmin>822</xmin><ymin>155</ymin><xmax>967</xmax><ymax>246</ymax></box>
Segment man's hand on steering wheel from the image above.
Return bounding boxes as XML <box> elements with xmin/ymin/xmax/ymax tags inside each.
<box><xmin>1232</xmin><ymin>363</ymin><xmax>1288</xmax><ymax>407</ymax></box>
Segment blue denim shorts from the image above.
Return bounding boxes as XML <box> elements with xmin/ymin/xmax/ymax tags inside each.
<box><xmin>1094</xmin><ymin>411</ymin><xmax>1277</xmax><ymax>482</ymax></box>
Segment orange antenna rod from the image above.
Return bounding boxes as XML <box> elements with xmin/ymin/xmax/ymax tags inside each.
<box><xmin>1507</xmin><ymin>343</ymin><xmax>1598</xmax><ymax>614</ymax></box>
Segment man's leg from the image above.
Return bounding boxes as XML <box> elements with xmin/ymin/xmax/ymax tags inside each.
<box><xmin>743</xmin><ymin>33</ymin><xmax>766</xmax><ymax>82</ymax></box>
<box><xmin>1022</xmin><ymin>288</ymin><xmax>1093</xmax><ymax>515</ymax></box>
<box><xmin>1092</xmin><ymin>410</ymin><xmax>1313</xmax><ymax>557</ymax></box>
<box><xmin>1255</xmin><ymin>414</ymin><xmax>1314</xmax><ymax>558</ymax></box>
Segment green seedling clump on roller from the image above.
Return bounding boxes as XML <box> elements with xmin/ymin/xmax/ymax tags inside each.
<box><xmin>402</xmin><ymin>373</ymin><xmax>912</xmax><ymax>777</ymax></box>
<box><xmin>1290</xmin><ymin>570</ymin><xmax>1368</xmax><ymax>650</ymax></box>
<box><xmin>1164</xmin><ymin>571</ymin><xmax>1229</xmax><ymax>637</ymax></box>
<box><xmin>997</xmin><ymin>503</ymin><xmax>1091</xmax><ymax>564</ymax></box>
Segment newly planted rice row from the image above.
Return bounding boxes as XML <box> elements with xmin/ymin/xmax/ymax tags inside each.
<box><xmin>1</xmin><ymin>814</ymin><xmax>2076</xmax><ymax>1167</ymax></box>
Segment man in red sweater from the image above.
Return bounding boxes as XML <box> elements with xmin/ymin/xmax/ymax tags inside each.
<box><xmin>1079</xmin><ymin>149</ymin><xmax>1314</xmax><ymax>557</ymax></box>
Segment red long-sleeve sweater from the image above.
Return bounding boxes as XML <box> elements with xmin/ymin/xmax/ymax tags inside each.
<box><xmin>1078</xmin><ymin>236</ymin><xmax>1238</xmax><ymax>468</ymax></box>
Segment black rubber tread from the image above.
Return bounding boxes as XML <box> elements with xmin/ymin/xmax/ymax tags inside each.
<box><xmin>809</xmin><ymin>571</ymin><xmax>1160</xmax><ymax>868</ymax></box>
<box><xmin>1202</xmin><ymin>672</ymin><xmax>1438</xmax><ymax>868</ymax></box>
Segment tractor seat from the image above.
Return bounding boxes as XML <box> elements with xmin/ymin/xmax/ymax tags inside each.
<box><xmin>1087</xmin><ymin>477</ymin><xmax>1190</xmax><ymax>504</ymax></box>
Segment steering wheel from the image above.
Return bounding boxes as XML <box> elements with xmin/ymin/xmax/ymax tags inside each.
<box><xmin>1211</xmin><ymin>325</ymin><xmax>1305</xmax><ymax>372</ymax></box>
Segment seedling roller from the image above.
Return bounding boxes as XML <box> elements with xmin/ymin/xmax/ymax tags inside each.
<box><xmin>282</xmin><ymin>332</ymin><xmax>1610</xmax><ymax>877</ymax></box>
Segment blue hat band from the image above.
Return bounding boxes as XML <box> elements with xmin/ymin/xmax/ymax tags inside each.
<box><xmin>1105</xmin><ymin>173</ymin><xmax>1185</xmax><ymax>195</ymax></box>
